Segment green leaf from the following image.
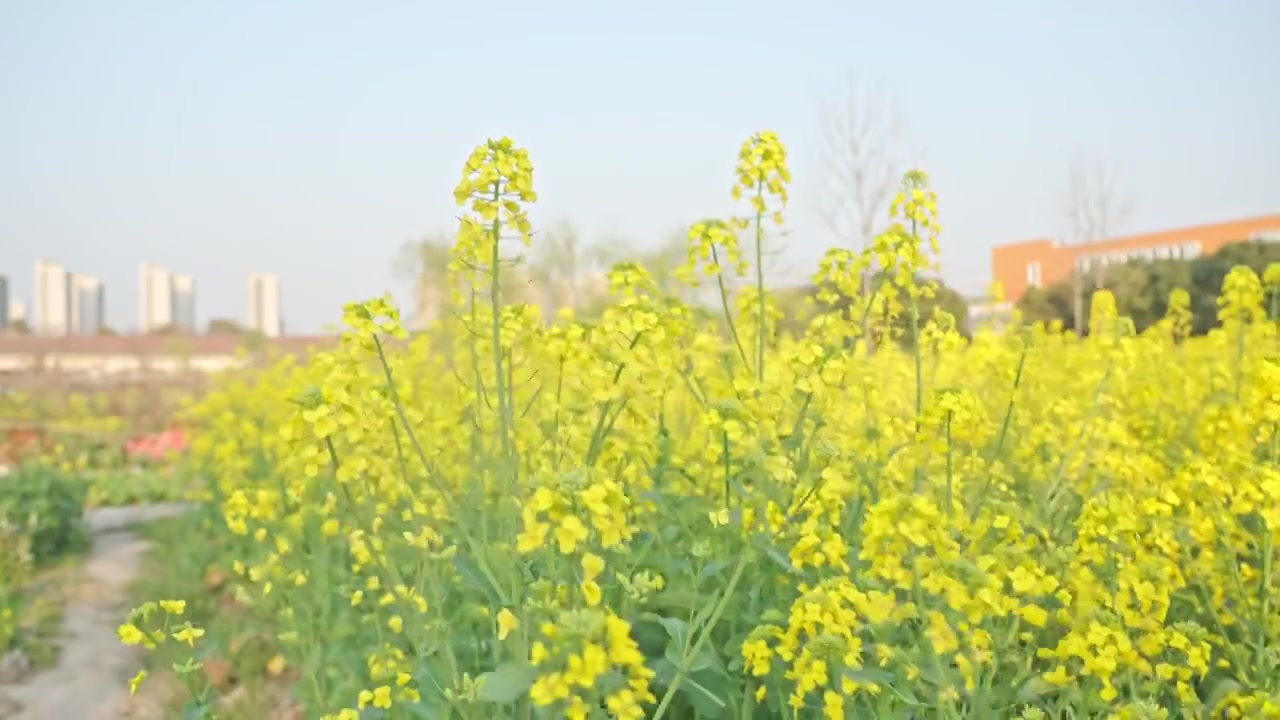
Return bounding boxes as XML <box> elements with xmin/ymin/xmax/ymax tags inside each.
<box><xmin>1203</xmin><ymin>677</ymin><xmax>1244</xmax><ymax>717</ymax></box>
<box><xmin>412</xmin><ymin>653</ymin><xmax>454</xmax><ymax>707</ymax></box>
<box><xmin>646</xmin><ymin>589</ymin><xmax>702</xmax><ymax>613</ymax></box>
<box><xmin>659</xmin><ymin>635</ymin><xmax>721</xmax><ymax>674</ymax></box>
<box><xmin>683</xmin><ymin>672</ymin><xmax>730</xmax><ymax>715</ymax></box>
<box><xmin>699</xmin><ymin>559</ymin><xmax>734</xmax><ymax>581</ymax></box>
<box><xmin>843</xmin><ymin>667</ymin><xmax>893</xmax><ymax>686</ymax></box>
<box><xmin>478</xmin><ymin>662</ymin><xmax>538</xmax><ymax>704</ymax></box>
<box><xmin>1014</xmin><ymin>675</ymin><xmax>1055</xmax><ymax>704</ymax></box>
<box><xmin>631</xmin><ymin>619</ymin><xmax>670</xmax><ymax>657</ymax></box>
<box><xmin>651</xmin><ymin>659</ymin><xmax>728</xmax><ymax>715</ymax></box>
<box><xmin>751</xmin><ymin>534</ymin><xmax>797</xmax><ymax>574</ymax></box>
<box><xmin>686</xmin><ymin>646</ymin><xmax>723</xmax><ymax>674</ymax></box>
<box><xmin>844</xmin><ymin>667</ymin><xmax>920</xmax><ymax>706</ymax></box>
<box><xmin>180</xmin><ymin>700</ymin><xmax>216</xmax><ymax>720</ymax></box>
<box><xmin>654</xmin><ymin>615</ymin><xmax>690</xmax><ymax>649</ymax></box>
<box><xmin>453</xmin><ymin>551</ymin><xmax>505</xmax><ymax>606</ymax></box>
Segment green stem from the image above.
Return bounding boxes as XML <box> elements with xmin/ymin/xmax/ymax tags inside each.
<box><xmin>584</xmin><ymin>333</ymin><xmax>644</xmax><ymax>466</ymax></box>
<box><xmin>971</xmin><ymin>342</ymin><xmax>1028</xmax><ymax>521</ymax></box>
<box><xmin>468</xmin><ymin>283</ymin><xmax>485</xmax><ymax>475</ymax></box>
<box><xmin>650</xmin><ymin>554</ymin><xmax>750</xmax><ymax>720</ymax></box>
<box><xmin>488</xmin><ymin>181</ymin><xmax>512</xmax><ymax>461</ymax></box>
<box><xmin>711</xmin><ymin>245</ymin><xmax>750</xmax><ymax>369</ymax></box>
<box><xmin>909</xmin><ymin>219</ymin><xmax>923</xmax><ymax>429</ymax></box>
<box><xmin>910</xmin><ymin>295</ymin><xmax>922</xmax><ymax>421</ymax></box>
<box><xmin>753</xmin><ymin>178</ymin><xmax>766</xmax><ymax>383</ymax></box>
<box><xmin>944</xmin><ymin>410</ymin><xmax>954</xmax><ymax>517</ymax></box>
<box><xmin>371</xmin><ymin>336</ymin><xmax>509</xmax><ymax>603</ymax></box>
<box><xmin>721</xmin><ymin>430</ymin><xmax>731</xmax><ymax>508</ymax></box>
<box><xmin>1235</xmin><ymin>319</ymin><xmax>1247</xmax><ymax>400</ymax></box>
<box><xmin>1263</xmin><ymin>424</ymin><xmax>1278</xmax><ymax>673</ymax></box>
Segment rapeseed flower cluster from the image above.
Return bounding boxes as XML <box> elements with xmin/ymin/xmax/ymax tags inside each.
<box><xmin>122</xmin><ymin>132</ymin><xmax>1280</xmax><ymax>719</ymax></box>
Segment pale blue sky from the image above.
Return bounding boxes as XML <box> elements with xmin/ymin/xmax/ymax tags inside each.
<box><xmin>2</xmin><ymin>0</ymin><xmax>1276</xmax><ymax>333</ymax></box>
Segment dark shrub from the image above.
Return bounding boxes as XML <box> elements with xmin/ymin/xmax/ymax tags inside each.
<box><xmin>0</xmin><ymin>466</ymin><xmax>89</xmax><ymax>565</ymax></box>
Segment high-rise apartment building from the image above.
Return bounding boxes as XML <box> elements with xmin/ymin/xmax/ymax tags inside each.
<box><xmin>0</xmin><ymin>274</ymin><xmax>8</xmax><ymax>332</ymax></box>
<box><xmin>247</xmin><ymin>273</ymin><xmax>282</xmax><ymax>338</ymax></box>
<box><xmin>7</xmin><ymin>300</ymin><xmax>26</xmax><ymax>328</ymax></box>
<box><xmin>138</xmin><ymin>263</ymin><xmax>175</xmax><ymax>333</ymax></box>
<box><xmin>33</xmin><ymin>260</ymin><xmax>71</xmax><ymax>336</ymax></box>
<box><xmin>70</xmin><ymin>274</ymin><xmax>106</xmax><ymax>335</ymax></box>
<box><xmin>173</xmin><ymin>274</ymin><xmax>196</xmax><ymax>333</ymax></box>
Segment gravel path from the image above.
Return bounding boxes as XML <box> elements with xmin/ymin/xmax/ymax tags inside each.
<box><xmin>0</xmin><ymin>503</ymin><xmax>194</xmax><ymax>720</ymax></box>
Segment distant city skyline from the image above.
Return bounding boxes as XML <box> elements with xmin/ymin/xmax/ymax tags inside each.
<box><xmin>0</xmin><ymin>275</ymin><xmax>9</xmax><ymax>331</ymax></box>
<box><xmin>137</xmin><ymin>263</ymin><xmax>174</xmax><ymax>333</ymax></box>
<box><xmin>32</xmin><ymin>259</ymin><xmax>70</xmax><ymax>336</ymax></box>
<box><xmin>247</xmin><ymin>273</ymin><xmax>282</xmax><ymax>338</ymax></box>
<box><xmin>4</xmin><ymin>2</ymin><xmax>1277</xmax><ymax>332</ymax></box>
<box><xmin>70</xmin><ymin>273</ymin><xmax>105</xmax><ymax>335</ymax></box>
<box><xmin>3</xmin><ymin>261</ymin><xmax>283</xmax><ymax>336</ymax></box>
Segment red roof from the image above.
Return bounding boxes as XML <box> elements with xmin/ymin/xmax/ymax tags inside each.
<box><xmin>0</xmin><ymin>333</ymin><xmax>338</xmax><ymax>356</ymax></box>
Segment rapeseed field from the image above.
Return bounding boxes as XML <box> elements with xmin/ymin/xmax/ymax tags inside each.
<box><xmin>121</xmin><ymin>133</ymin><xmax>1280</xmax><ymax>719</ymax></box>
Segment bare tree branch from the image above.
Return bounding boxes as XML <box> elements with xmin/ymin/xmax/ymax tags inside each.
<box><xmin>530</xmin><ymin>219</ymin><xmax>585</xmax><ymax>314</ymax></box>
<box><xmin>813</xmin><ymin>70</ymin><xmax>904</xmax><ymax>252</ymax></box>
<box><xmin>1066</xmin><ymin>157</ymin><xmax>1133</xmax><ymax>245</ymax></box>
<box><xmin>1064</xmin><ymin>155</ymin><xmax>1134</xmax><ymax>331</ymax></box>
<box><xmin>812</xmin><ymin>69</ymin><xmax>906</xmax><ymax>352</ymax></box>
<box><xmin>392</xmin><ymin>233</ymin><xmax>452</xmax><ymax>329</ymax></box>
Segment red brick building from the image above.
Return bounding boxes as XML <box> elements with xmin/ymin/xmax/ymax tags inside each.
<box><xmin>992</xmin><ymin>214</ymin><xmax>1280</xmax><ymax>303</ymax></box>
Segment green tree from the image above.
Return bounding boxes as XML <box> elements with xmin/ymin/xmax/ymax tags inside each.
<box><xmin>1018</xmin><ymin>283</ymin><xmax>1075</xmax><ymax>328</ymax></box>
<box><xmin>775</xmin><ymin>274</ymin><xmax>971</xmax><ymax>345</ymax></box>
<box><xmin>1014</xmin><ymin>239</ymin><xmax>1280</xmax><ymax>335</ymax></box>
<box><xmin>206</xmin><ymin>318</ymin><xmax>245</xmax><ymax>335</ymax></box>
<box><xmin>1188</xmin><ymin>240</ymin><xmax>1280</xmax><ymax>333</ymax></box>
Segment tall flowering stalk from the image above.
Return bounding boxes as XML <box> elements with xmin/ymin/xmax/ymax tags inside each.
<box><xmin>731</xmin><ymin>131</ymin><xmax>790</xmax><ymax>382</ymax></box>
<box><xmin>451</xmin><ymin>137</ymin><xmax>537</xmax><ymax>467</ymax></box>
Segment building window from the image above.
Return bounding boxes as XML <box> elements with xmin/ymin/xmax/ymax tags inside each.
<box><xmin>1026</xmin><ymin>261</ymin><xmax>1042</xmax><ymax>288</ymax></box>
<box><xmin>1180</xmin><ymin>241</ymin><xmax>1202</xmax><ymax>259</ymax></box>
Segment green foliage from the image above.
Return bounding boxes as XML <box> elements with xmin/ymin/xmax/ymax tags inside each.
<box><xmin>1187</xmin><ymin>241</ymin><xmax>1280</xmax><ymax>333</ymax></box>
<box><xmin>1017</xmin><ymin>240</ymin><xmax>1280</xmax><ymax>334</ymax></box>
<box><xmin>1017</xmin><ymin>282</ymin><xmax>1075</xmax><ymax>329</ymax></box>
<box><xmin>206</xmin><ymin>318</ymin><xmax>246</xmax><ymax>335</ymax></box>
<box><xmin>775</xmin><ymin>274</ymin><xmax>972</xmax><ymax>344</ymax></box>
<box><xmin>0</xmin><ymin>466</ymin><xmax>89</xmax><ymax>566</ymax></box>
<box><xmin>84</xmin><ymin>469</ymin><xmax>193</xmax><ymax>508</ymax></box>
<box><xmin>0</xmin><ymin>521</ymin><xmax>31</xmax><ymax>651</ymax></box>
<box><xmin>904</xmin><ymin>279</ymin><xmax>971</xmax><ymax>344</ymax></box>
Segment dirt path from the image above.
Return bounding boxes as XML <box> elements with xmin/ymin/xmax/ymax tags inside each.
<box><xmin>0</xmin><ymin>503</ymin><xmax>193</xmax><ymax>720</ymax></box>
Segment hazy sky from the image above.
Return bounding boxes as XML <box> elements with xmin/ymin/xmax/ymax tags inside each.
<box><xmin>2</xmin><ymin>0</ymin><xmax>1276</xmax><ymax>333</ymax></box>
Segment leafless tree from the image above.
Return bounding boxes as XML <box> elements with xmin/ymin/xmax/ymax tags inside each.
<box><xmin>392</xmin><ymin>233</ymin><xmax>452</xmax><ymax>329</ymax></box>
<box><xmin>530</xmin><ymin>219</ymin><xmax>585</xmax><ymax>314</ymax></box>
<box><xmin>1065</xmin><ymin>156</ymin><xmax>1133</xmax><ymax>332</ymax></box>
<box><xmin>813</xmin><ymin>70</ymin><xmax>905</xmax><ymax>350</ymax></box>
